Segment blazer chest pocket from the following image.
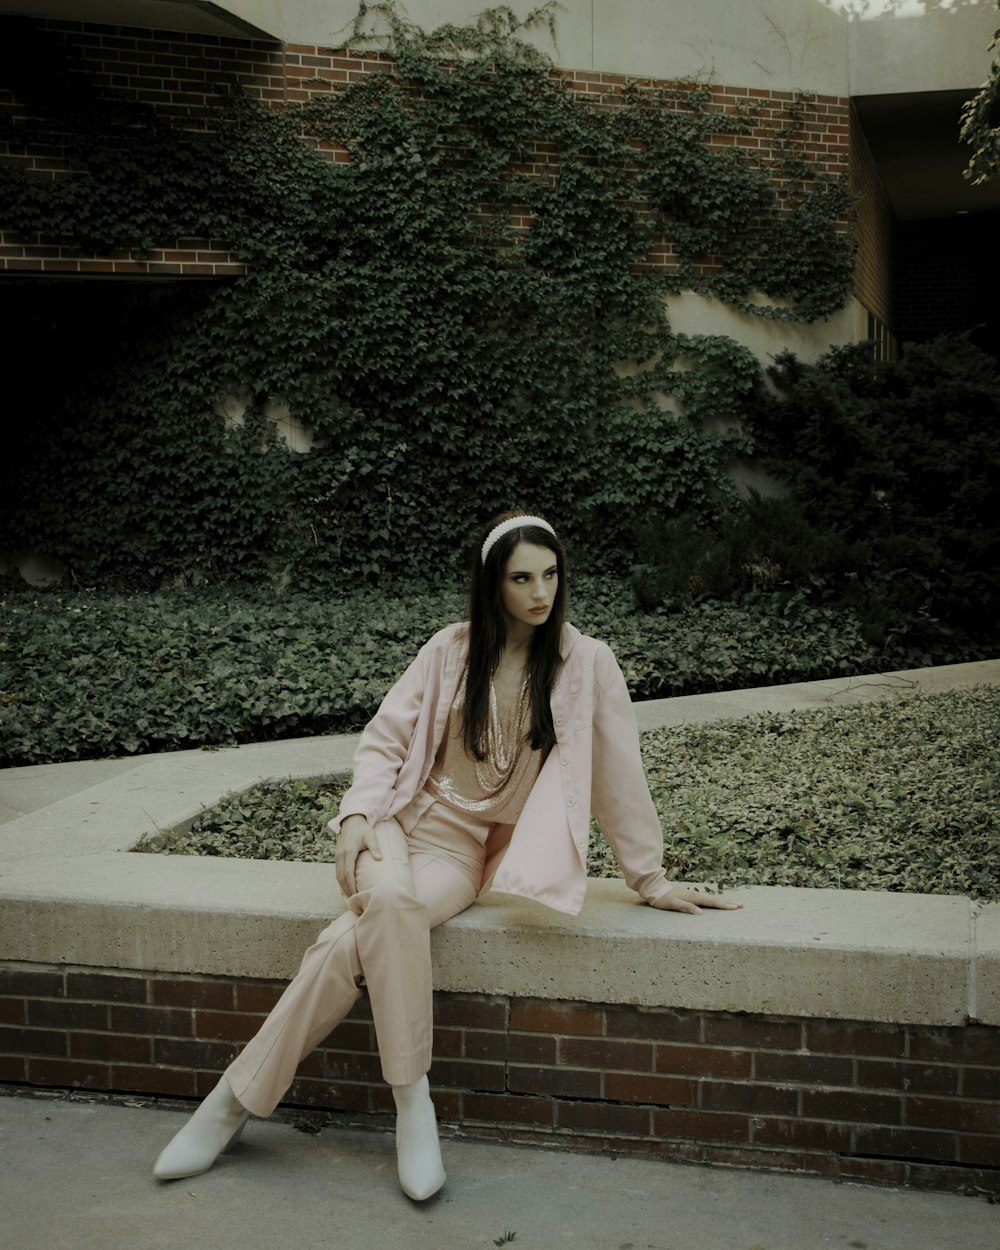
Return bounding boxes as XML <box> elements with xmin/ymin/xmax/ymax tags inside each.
<box><xmin>558</xmin><ymin>674</ymin><xmax>594</xmax><ymax>732</ymax></box>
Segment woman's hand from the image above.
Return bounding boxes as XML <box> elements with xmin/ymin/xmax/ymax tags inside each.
<box><xmin>650</xmin><ymin>887</ymin><xmax>743</xmax><ymax>915</ymax></box>
<box><xmin>333</xmin><ymin>814</ymin><xmax>382</xmax><ymax>898</ymax></box>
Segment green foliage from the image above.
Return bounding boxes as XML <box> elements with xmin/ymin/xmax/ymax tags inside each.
<box><xmin>630</xmin><ymin>334</ymin><xmax>1000</xmax><ymax>665</ymax></box>
<box><xmin>135</xmin><ymin>778</ymin><xmax>348</xmax><ymax>860</ymax></box>
<box><xmin>139</xmin><ymin>686</ymin><xmax>1000</xmax><ymax>903</ymax></box>
<box><xmin>0</xmin><ymin>584</ymin><xmax>462</xmax><ymax>764</ymax></box>
<box><xmin>743</xmin><ymin>334</ymin><xmax>1000</xmax><ymax>654</ymax></box>
<box><xmin>572</xmin><ymin>574</ymin><xmax>878</xmax><ymax>696</ymax></box>
<box><xmin>0</xmin><ymin>4</ymin><xmax>853</xmax><ymax>588</ymax></box>
<box><xmin>631</xmin><ymin>496</ymin><xmax>871</xmax><ymax>611</ymax></box>
<box><xmin>639</xmin><ymin>686</ymin><xmax>1000</xmax><ymax>900</ymax></box>
<box><xmin>0</xmin><ymin>578</ymin><xmax>877</xmax><ymax>765</ymax></box>
<box><xmin>961</xmin><ymin>2</ymin><xmax>1000</xmax><ymax>186</ymax></box>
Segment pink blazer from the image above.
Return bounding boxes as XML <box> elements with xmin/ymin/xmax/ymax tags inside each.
<box><xmin>336</xmin><ymin>622</ymin><xmax>673</xmax><ymax>916</ymax></box>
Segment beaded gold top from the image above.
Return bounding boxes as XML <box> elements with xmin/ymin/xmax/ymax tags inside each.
<box><xmin>424</xmin><ymin>674</ymin><xmax>546</xmax><ymax>824</ymax></box>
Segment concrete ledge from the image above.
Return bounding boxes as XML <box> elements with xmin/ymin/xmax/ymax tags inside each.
<box><xmin>0</xmin><ymin>734</ymin><xmax>357</xmax><ymax>863</ymax></box>
<box><xmin>1</xmin><ymin>661</ymin><xmax>998</xmax><ymax>1027</ymax></box>
<box><xmin>976</xmin><ymin>904</ymin><xmax>1000</xmax><ymax>1026</ymax></box>
<box><xmin>439</xmin><ymin>883</ymin><xmax>974</xmax><ymax>1026</ymax></box>
<box><xmin>0</xmin><ymin>854</ymin><xmax>976</xmax><ymax>1024</ymax></box>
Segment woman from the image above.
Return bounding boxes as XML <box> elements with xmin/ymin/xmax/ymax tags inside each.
<box><xmin>153</xmin><ymin>512</ymin><xmax>740</xmax><ymax>1198</ymax></box>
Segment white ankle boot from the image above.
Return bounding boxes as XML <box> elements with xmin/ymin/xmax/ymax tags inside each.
<box><xmin>392</xmin><ymin>1075</ymin><xmax>445</xmax><ymax>1201</ymax></box>
<box><xmin>153</xmin><ymin>1077</ymin><xmax>250</xmax><ymax>1181</ymax></box>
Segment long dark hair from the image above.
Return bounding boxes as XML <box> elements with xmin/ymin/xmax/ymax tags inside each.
<box><xmin>463</xmin><ymin>511</ymin><xmax>568</xmax><ymax>760</ymax></box>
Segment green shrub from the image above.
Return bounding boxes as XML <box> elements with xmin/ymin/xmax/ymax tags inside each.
<box><xmin>629</xmin><ymin>335</ymin><xmax>1000</xmax><ymax>667</ymax></box>
<box><xmin>629</xmin><ymin>496</ymin><xmax>868</xmax><ymax>610</ymax></box>
<box><xmin>572</xmin><ymin>576</ymin><xmax>878</xmax><ymax>696</ymax></box>
<box><xmin>744</xmin><ymin>334</ymin><xmax>1000</xmax><ymax>649</ymax></box>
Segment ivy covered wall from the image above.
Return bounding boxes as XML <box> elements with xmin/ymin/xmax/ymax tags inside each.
<box><xmin>0</xmin><ymin>7</ymin><xmax>855</xmax><ymax>588</ymax></box>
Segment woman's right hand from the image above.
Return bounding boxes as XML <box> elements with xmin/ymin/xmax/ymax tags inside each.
<box><xmin>333</xmin><ymin>814</ymin><xmax>382</xmax><ymax>898</ymax></box>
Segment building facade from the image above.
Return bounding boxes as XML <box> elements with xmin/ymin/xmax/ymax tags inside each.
<box><xmin>2</xmin><ymin>0</ymin><xmax>997</xmax><ymax>357</ymax></box>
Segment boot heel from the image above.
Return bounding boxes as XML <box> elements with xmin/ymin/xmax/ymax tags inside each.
<box><xmin>222</xmin><ymin>1118</ymin><xmax>248</xmax><ymax>1154</ymax></box>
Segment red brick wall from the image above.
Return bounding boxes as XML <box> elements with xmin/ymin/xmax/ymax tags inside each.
<box><xmin>2</xmin><ymin>963</ymin><xmax>997</xmax><ymax>1194</ymax></box>
<box><xmin>0</xmin><ymin>18</ymin><xmax>850</xmax><ymax>281</ymax></box>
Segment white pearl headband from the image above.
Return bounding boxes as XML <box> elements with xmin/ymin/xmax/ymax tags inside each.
<box><xmin>480</xmin><ymin>515</ymin><xmax>556</xmax><ymax>566</ymax></box>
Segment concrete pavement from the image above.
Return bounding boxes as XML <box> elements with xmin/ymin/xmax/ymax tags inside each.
<box><xmin>1</xmin><ymin>1089</ymin><xmax>997</xmax><ymax>1250</ymax></box>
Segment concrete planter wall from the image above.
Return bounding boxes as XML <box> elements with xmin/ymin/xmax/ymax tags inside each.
<box><xmin>1</xmin><ymin>721</ymin><xmax>998</xmax><ymax>1195</ymax></box>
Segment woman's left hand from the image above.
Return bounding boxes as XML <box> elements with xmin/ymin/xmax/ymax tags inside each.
<box><xmin>333</xmin><ymin>814</ymin><xmax>382</xmax><ymax>898</ymax></box>
<box><xmin>650</xmin><ymin>887</ymin><xmax>743</xmax><ymax>915</ymax></box>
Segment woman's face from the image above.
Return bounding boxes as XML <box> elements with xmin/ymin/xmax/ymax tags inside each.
<box><xmin>501</xmin><ymin>541</ymin><xmax>559</xmax><ymax>635</ymax></box>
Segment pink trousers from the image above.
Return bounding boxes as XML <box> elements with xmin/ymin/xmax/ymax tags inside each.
<box><xmin>225</xmin><ymin>797</ymin><xmax>488</xmax><ymax>1118</ymax></box>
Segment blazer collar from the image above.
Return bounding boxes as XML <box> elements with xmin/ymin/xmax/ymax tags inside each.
<box><xmin>559</xmin><ymin>621</ymin><xmax>582</xmax><ymax>660</ymax></box>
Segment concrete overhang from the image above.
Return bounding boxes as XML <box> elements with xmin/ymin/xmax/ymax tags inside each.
<box><xmin>0</xmin><ymin>0</ymin><xmax>282</xmax><ymax>40</ymax></box>
<box><xmin>854</xmin><ymin>89</ymin><xmax>1000</xmax><ymax>221</ymax></box>
<box><xmin>819</xmin><ymin>0</ymin><xmax>1000</xmax><ymax>221</ymax></box>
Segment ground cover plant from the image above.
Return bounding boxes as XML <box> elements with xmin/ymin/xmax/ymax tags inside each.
<box><xmin>0</xmin><ymin>579</ymin><xmax>880</xmax><ymax>765</ymax></box>
<box><xmin>638</xmin><ymin>685</ymin><xmax>999</xmax><ymax>900</ymax></box>
<box><xmin>134</xmin><ymin>685</ymin><xmax>1000</xmax><ymax>902</ymax></box>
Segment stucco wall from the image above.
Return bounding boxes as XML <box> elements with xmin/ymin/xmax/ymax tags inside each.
<box><xmin>845</xmin><ymin>0</ymin><xmax>999</xmax><ymax>97</ymax></box>
<box><xmin>288</xmin><ymin>0</ymin><xmax>851</xmax><ymax>95</ymax></box>
<box><xmin>282</xmin><ymin>0</ymin><xmax>997</xmax><ymax>99</ymax></box>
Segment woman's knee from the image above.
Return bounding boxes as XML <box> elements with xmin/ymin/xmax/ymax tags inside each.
<box><xmin>350</xmin><ymin>878</ymin><xmax>429</xmax><ymax>933</ymax></box>
<box><xmin>352</xmin><ymin>821</ymin><xmax>413</xmax><ymax>895</ymax></box>
<box><xmin>366</xmin><ymin>876</ymin><xmax>419</xmax><ymax>906</ymax></box>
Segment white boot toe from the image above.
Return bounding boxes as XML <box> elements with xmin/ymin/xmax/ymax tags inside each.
<box><xmin>153</xmin><ymin>1077</ymin><xmax>250</xmax><ymax>1181</ymax></box>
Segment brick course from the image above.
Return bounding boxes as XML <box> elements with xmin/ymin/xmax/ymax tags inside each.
<box><xmin>2</xmin><ymin>962</ymin><xmax>997</xmax><ymax>1193</ymax></box>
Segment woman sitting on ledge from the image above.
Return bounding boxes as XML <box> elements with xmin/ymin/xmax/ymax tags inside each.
<box><xmin>153</xmin><ymin>512</ymin><xmax>741</xmax><ymax>1199</ymax></box>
